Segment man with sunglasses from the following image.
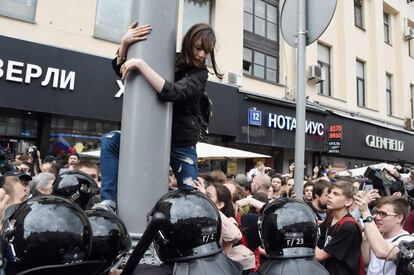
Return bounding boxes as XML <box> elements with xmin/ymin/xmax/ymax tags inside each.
<box><xmin>355</xmin><ymin>193</ymin><xmax>414</xmax><ymax>275</ymax></box>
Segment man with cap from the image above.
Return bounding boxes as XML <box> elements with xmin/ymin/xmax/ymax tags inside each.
<box><xmin>234</xmin><ymin>174</ymin><xmax>252</xmax><ymax>198</ymax></box>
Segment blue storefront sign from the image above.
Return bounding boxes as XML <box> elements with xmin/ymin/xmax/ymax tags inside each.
<box><xmin>248</xmin><ymin>108</ymin><xmax>262</xmax><ymax>126</ymax></box>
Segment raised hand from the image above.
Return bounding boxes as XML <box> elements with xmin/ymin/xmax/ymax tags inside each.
<box><xmin>354</xmin><ymin>190</ymin><xmax>369</xmax><ymax>213</ymax></box>
<box><xmin>193</xmin><ymin>178</ymin><xmax>206</xmax><ymax>194</ymax></box>
<box><xmin>120</xmin><ymin>58</ymin><xmax>143</xmax><ymax>80</ymax></box>
<box><xmin>118</xmin><ymin>21</ymin><xmax>152</xmax><ymax>60</ymax></box>
<box><xmin>121</xmin><ymin>21</ymin><xmax>152</xmax><ymax>46</ymax></box>
<box><xmin>366</xmin><ymin>189</ymin><xmax>381</xmax><ymax>202</ymax></box>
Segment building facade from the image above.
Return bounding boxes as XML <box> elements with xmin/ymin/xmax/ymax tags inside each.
<box><xmin>0</xmin><ymin>0</ymin><xmax>414</xmax><ymax>174</ymax></box>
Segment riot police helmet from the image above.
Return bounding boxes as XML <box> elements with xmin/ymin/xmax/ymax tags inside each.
<box><xmin>258</xmin><ymin>197</ymin><xmax>318</xmax><ymax>259</ymax></box>
<box><xmin>1</xmin><ymin>196</ymin><xmax>93</xmax><ymax>274</ymax></box>
<box><xmin>150</xmin><ymin>189</ymin><xmax>222</xmax><ymax>263</ymax></box>
<box><xmin>85</xmin><ymin>209</ymin><xmax>131</xmax><ymax>272</ymax></box>
<box><xmin>52</xmin><ymin>170</ymin><xmax>98</xmax><ymax>210</ymax></box>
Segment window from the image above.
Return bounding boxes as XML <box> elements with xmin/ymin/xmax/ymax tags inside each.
<box><xmin>409</xmin><ymin>39</ymin><xmax>414</xmax><ymax>58</ymax></box>
<box><xmin>356</xmin><ymin>60</ymin><xmax>365</xmax><ymax>107</ymax></box>
<box><xmin>318</xmin><ymin>43</ymin><xmax>331</xmax><ymax>96</ymax></box>
<box><xmin>0</xmin><ymin>0</ymin><xmax>37</xmax><ymax>22</ymax></box>
<box><xmin>49</xmin><ymin>115</ymin><xmax>119</xmax><ymax>155</ymax></box>
<box><xmin>411</xmin><ymin>84</ymin><xmax>414</xmax><ymax>118</ymax></box>
<box><xmin>354</xmin><ymin>0</ymin><xmax>364</xmax><ymax>28</ymax></box>
<box><xmin>94</xmin><ymin>0</ymin><xmax>132</xmax><ymax>42</ymax></box>
<box><xmin>243</xmin><ymin>47</ymin><xmax>277</xmax><ymax>82</ymax></box>
<box><xmin>244</xmin><ymin>0</ymin><xmax>278</xmax><ymax>41</ymax></box>
<box><xmin>182</xmin><ymin>0</ymin><xmax>211</xmax><ymax>36</ymax></box>
<box><xmin>386</xmin><ymin>73</ymin><xmax>393</xmax><ymax>115</ymax></box>
<box><xmin>0</xmin><ymin>111</ymin><xmax>38</xmax><ymax>138</ymax></box>
<box><xmin>243</xmin><ymin>0</ymin><xmax>279</xmax><ymax>83</ymax></box>
<box><xmin>383</xmin><ymin>12</ymin><xmax>391</xmax><ymax>44</ymax></box>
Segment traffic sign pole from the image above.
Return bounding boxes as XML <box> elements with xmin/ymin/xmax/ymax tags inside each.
<box><xmin>293</xmin><ymin>0</ymin><xmax>307</xmax><ymax>199</ymax></box>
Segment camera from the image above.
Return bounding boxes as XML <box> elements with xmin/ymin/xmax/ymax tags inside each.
<box><xmin>364</xmin><ymin>166</ymin><xmax>405</xmax><ymax>196</ymax></box>
<box><xmin>28</xmin><ymin>146</ymin><xmax>38</xmax><ymax>159</ymax></box>
<box><xmin>397</xmin><ymin>240</ymin><xmax>414</xmax><ymax>275</ymax></box>
<box><xmin>397</xmin><ymin>164</ymin><xmax>412</xmax><ymax>175</ymax></box>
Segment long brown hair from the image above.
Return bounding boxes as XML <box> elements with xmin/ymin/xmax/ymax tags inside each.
<box><xmin>210</xmin><ymin>182</ymin><xmax>235</xmax><ymax>218</ymax></box>
<box><xmin>177</xmin><ymin>23</ymin><xmax>223</xmax><ymax>79</ymax></box>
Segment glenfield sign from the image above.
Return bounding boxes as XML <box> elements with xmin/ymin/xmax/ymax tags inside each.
<box><xmin>365</xmin><ymin>135</ymin><xmax>404</xmax><ymax>152</ymax></box>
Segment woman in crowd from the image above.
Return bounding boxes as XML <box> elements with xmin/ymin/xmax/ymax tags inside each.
<box><xmin>198</xmin><ymin>181</ymin><xmax>255</xmax><ymax>273</ymax></box>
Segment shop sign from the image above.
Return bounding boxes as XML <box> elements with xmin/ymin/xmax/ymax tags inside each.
<box><xmin>365</xmin><ymin>135</ymin><xmax>404</xmax><ymax>152</ymax></box>
<box><xmin>266</xmin><ymin>113</ymin><xmax>324</xmax><ymax>136</ymax></box>
<box><xmin>328</xmin><ymin>141</ymin><xmax>341</xmax><ymax>154</ymax></box>
<box><xmin>0</xmin><ymin>58</ymin><xmax>125</xmax><ymax>98</ymax></box>
<box><xmin>227</xmin><ymin>160</ymin><xmax>237</xmax><ymax>175</ymax></box>
<box><xmin>0</xmin><ymin>59</ymin><xmax>76</xmax><ymax>91</ymax></box>
<box><xmin>248</xmin><ymin>108</ymin><xmax>262</xmax><ymax>126</ymax></box>
<box><xmin>247</xmin><ymin>109</ymin><xmax>325</xmax><ymax>136</ymax></box>
<box><xmin>114</xmin><ymin>80</ymin><xmax>125</xmax><ymax>98</ymax></box>
<box><xmin>329</xmin><ymin>124</ymin><xmax>343</xmax><ymax>139</ymax></box>
<box><xmin>328</xmin><ymin>124</ymin><xmax>343</xmax><ymax>154</ymax></box>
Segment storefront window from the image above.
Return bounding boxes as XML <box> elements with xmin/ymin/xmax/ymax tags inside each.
<box><xmin>49</xmin><ymin>116</ymin><xmax>119</xmax><ymax>156</ymax></box>
<box><xmin>0</xmin><ymin>112</ymin><xmax>37</xmax><ymax>138</ymax></box>
<box><xmin>0</xmin><ymin>109</ymin><xmax>38</xmax><ymax>156</ymax></box>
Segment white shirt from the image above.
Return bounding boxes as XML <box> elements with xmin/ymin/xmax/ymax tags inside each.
<box><xmin>367</xmin><ymin>231</ymin><xmax>414</xmax><ymax>275</ymax></box>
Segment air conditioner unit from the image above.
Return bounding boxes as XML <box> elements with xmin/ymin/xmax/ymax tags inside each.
<box><xmin>227</xmin><ymin>72</ymin><xmax>242</xmax><ymax>86</ymax></box>
<box><xmin>307</xmin><ymin>65</ymin><xmax>325</xmax><ymax>83</ymax></box>
<box><xmin>404</xmin><ymin>118</ymin><xmax>414</xmax><ymax>131</ymax></box>
<box><xmin>405</xmin><ymin>27</ymin><xmax>414</xmax><ymax>40</ymax></box>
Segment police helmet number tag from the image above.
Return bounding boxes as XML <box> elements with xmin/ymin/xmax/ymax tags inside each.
<box><xmin>286</xmin><ymin>238</ymin><xmax>304</xmax><ymax>247</ymax></box>
<box><xmin>201</xmin><ymin>233</ymin><xmax>215</xmax><ymax>243</ymax></box>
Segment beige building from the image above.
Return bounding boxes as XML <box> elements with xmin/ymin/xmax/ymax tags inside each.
<box><xmin>1</xmin><ymin>0</ymin><xmax>414</xmax><ymax>172</ymax></box>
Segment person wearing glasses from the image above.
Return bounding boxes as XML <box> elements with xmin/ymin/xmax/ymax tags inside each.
<box><xmin>354</xmin><ymin>193</ymin><xmax>414</xmax><ymax>275</ymax></box>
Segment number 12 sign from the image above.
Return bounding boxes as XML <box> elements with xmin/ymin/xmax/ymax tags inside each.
<box><xmin>248</xmin><ymin>108</ymin><xmax>262</xmax><ymax>126</ymax></box>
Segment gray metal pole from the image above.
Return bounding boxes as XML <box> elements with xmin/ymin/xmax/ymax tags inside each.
<box><xmin>294</xmin><ymin>0</ymin><xmax>306</xmax><ymax>199</ymax></box>
<box><xmin>118</xmin><ymin>0</ymin><xmax>178</xmax><ymax>234</ymax></box>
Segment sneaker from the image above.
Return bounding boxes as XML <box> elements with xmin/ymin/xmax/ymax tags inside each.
<box><xmin>92</xmin><ymin>200</ymin><xmax>117</xmax><ymax>214</ymax></box>
<box><xmin>178</xmin><ymin>184</ymin><xmax>194</xmax><ymax>191</ymax></box>
<box><xmin>179</xmin><ymin>178</ymin><xmax>195</xmax><ymax>191</ymax></box>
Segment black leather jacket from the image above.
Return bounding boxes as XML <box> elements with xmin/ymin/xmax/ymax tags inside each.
<box><xmin>112</xmin><ymin>58</ymin><xmax>208</xmax><ymax>147</ymax></box>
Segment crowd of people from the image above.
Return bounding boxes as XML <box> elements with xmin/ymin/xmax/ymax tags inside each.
<box><xmin>185</xmin><ymin>161</ymin><xmax>414</xmax><ymax>275</ymax></box>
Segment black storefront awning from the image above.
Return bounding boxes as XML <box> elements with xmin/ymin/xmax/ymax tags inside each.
<box><xmin>0</xmin><ymin>35</ymin><xmax>122</xmax><ymax>122</ymax></box>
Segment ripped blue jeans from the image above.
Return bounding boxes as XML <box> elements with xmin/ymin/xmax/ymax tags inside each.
<box><xmin>100</xmin><ymin>131</ymin><xmax>121</xmax><ymax>202</ymax></box>
<box><xmin>170</xmin><ymin>145</ymin><xmax>198</xmax><ymax>190</ymax></box>
<box><xmin>100</xmin><ymin>130</ymin><xmax>198</xmax><ymax>200</ymax></box>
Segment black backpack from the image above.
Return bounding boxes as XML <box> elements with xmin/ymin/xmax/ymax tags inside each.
<box><xmin>197</xmin><ymin>91</ymin><xmax>213</xmax><ymax>141</ymax></box>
